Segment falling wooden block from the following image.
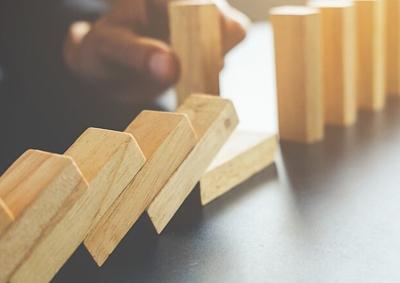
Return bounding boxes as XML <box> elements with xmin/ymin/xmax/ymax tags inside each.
<box><xmin>147</xmin><ymin>94</ymin><xmax>239</xmax><ymax>234</ymax></box>
<box><xmin>170</xmin><ymin>0</ymin><xmax>222</xmax><ymax>105</ymax></box>
<box><xmin>385</xmin><ymin>0</ymin><xmax>400</xmax><ymax>96</ymax></box>
<box><xmin>200</xmin><ymin>131</ymin><xmax>277</xmax><ymax>205</ymax></box>
<box><xmin>10</xmin><ymin>128</ymin><xmax>146</xmax><ymax>283</ymax></box>
<box><xmin>270</xmin><ymin>6</ymin><xmax>324</xmax><ymax>143</ymax></box>
<box><xmin>0</xmin><ymin>198</ymin><xmax>13</xmax><ymax>236</ymax></box>
<box><xmin>354</xmin><ymin>0</ymin><xmax>386</xmax><ymax>111</ymax></box>
<box><xmin>309</xmin><ymin>0</ymin><xmax>357</xmax><ymax>126</ymax></box>
<box><xmin>0</xmin><ymin>150</ymin><xmax>87</xmax><ymax>283</ymax></box>
<box><xmin>84</xmin><ymin>111</ymin><xmax>197</xmax><ymax>266</ymax></box>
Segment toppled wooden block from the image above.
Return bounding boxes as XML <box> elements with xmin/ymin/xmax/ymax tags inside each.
<box><xmin>10</xmin><ymin>128</ymin><xmax>146</xmax><ymax>283</ymax></box>
<box><xmin>270</xmin><ymin>6</ymin><xmax>324</xmax><ymax>143</ymax></box>
<box><xmin>385</xmin><ymin>0</ymin><xmax>400</xmax><ymax>96</ymax></box>
<box><xmin>147</xmin><ymin>94</ymin><xmax>239</xmax><ymax>234</ymax></box>
<box><xmin>170</xmin><ymin>0</ymin><xmax>222</xmax><ymax>105</ymax></box>
<box><xmin>0</xmin><ymin>198</ymin><xmax>13</xmax><ymax>236</ymax></box>
<box><xmin>309</xmin><ymin>0</ymin><xmax>357</xmax><ymax>126</ymax></box>
<box><xmin>84</xmin><ymin>111</ymin><xmax>197</xmax><ymax>266</ymax></box>
<box><xmin>200</xmin><ymin>131</ymin><xmax>277</xmax><ymax>205</ymax></box>
<box><xmin>0</xmin><ymin>150</ymin><xmax>87</xmax><ymax>283</ymax></box>
<box><xmin>354</xmin><ymin>0</ymin><xmax>386</xmax><ymax>110</ymax></box>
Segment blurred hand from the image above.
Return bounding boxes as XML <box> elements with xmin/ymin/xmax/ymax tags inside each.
<box><xmin>63</xmin><ymin>0</ymin><xmax>250</xmax><ymax>103</ymax></box>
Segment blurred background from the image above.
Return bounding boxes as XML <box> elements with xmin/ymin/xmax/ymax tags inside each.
<box><xmin>229</xmin><ymin>0</ymin><xmax>306</xmax><ymax>21</ymax></box>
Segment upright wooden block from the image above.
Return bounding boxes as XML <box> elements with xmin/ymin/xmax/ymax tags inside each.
<box><xmin>270</xmin><ymin>6</ymin><xmax>324</xmax><ymax>143</ymax></box>
<box><xmin>200</xmin><ymin>131</ymin><xmax>277</xmax><ymax>205</ymax></box>
<box><xmin>354</xmin><ymin>0</ymin><xmax>386</xmax><ymax>111</ymax></box>
<box><xmin>0</xmin><ymin>150</ymin><xmax>87</xmax><ymax>283</ymax></box>
<box><xmin>10</xmin><ymin>128</ymin><xmax>146</xmax><ymax>283</ymax></box>
<box><xmin>84</xmin><ymin>111</ymin><xmax>197</xmax><ymax>266</ymax></box>
<box><xmin>309</xmin><ymin>0</ymin><xmax>357</xmax><ymax>126</ymax></box>
<box><xmin>170</xmin><ymin>0</ymin><xmax>222</xmax><ymax>105</ymax></box>
<box><xmin>385</xmin><ymin>0</ymin><xmax>400</xmax><ymax>96</ymax></box>
<box><xmin>147</xmin><ymin>94</ymin><xmax>239</xmax><ymax>234</ymax></box>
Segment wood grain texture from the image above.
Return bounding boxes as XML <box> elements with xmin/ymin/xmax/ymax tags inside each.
<box><xmin>200</xmin><ymin>131</ymin><xmax>277</xmax><ymax>205</ymax></box>
<box><xmin>270</xmin><ymin>6</ymin><xmax>324</xmax><ymax>143</ymax></box>
<box><xmin>10</xmin><ymin>128</ymin><xmax>146</xmax><ymax>283</ymax></box>
<box><xmin>354</xmin><ymin>0</ymin><xmax>386</xmax><ymax>111</ymax></box>
<box><xmin>385</xmin><ymin>0</ymin><xmax>400</xmax><ymax>96</ymax></box>
<box><xmin>0</xmin><ymin>150</ymin><xmax>87</xmax><ymax>283</ymax></box>
<box><xmin>147</xmin><ymin>94</ymin><xmax>239</xmax><ymax>234</ymax></box>
<box><xmin>170</xmin><ymin>0</ymin><xmax>222</xmax><ymax>105</ymax></box>
<box><xmin>84</xmin><ymin>111</ymin><xmax>197</xmax><ymax>266</ymax></box>
<box><xmin>0</xmin><ymin>198</ymin><xmax>13</xmax><ymax>236</ymax></box>
<box><xmin>309</xmin><ymin>0</ymin><xmax>357</xmax><ymax>126</ymax></box>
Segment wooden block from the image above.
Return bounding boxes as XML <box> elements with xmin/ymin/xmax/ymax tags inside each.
<box><xmin>84</xmin><ymin>111</ymin><xmax>197</xmax><ymax>266</ymax></box>
<box><xmin>0</xmin><ymin>150</ymin><xmax>87</xmax><ymax>283</ymax></box>
<box><xmin>0</xmin><ymin>198</ymin><xmax>13</xmax><ymax>236</ymax></box>
<box><xmin>309</xmin><ymin>0</ymin><xmax>357</xmax><ymax>126</ymax></box>
<box><xmin>170</xmin><ymin>0</ymin><xmax>222</xmax><ymax>105</ymax></box>
<box><xmin>354</xmin><ymin>0</ymin><xmax>386</xmax><ymax>111</ymax></box>
<box><xmin>147</xmin><ymin>94</ymin><xmax>239</xmax><ymax>234</ymax></box>
<box><xmin>10</xmin><ymin>128</ymin><xmax>146</xmax><ymax>283</ymax></box>
<box><xmin>270</xmin><ymin>6</ymin><xmax>324</xmax><ymax>143</ymax></box>
<box><xmin>385</xmin><ymin>0</ymin><xmax>400</xmax><ymax>96</ymax></box>
<box><xmin>200</xmin><ymin>131</ymin><xmax>277</xmax><ymax>205</ymax></box>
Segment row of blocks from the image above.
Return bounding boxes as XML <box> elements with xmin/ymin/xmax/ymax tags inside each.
<box><xmin>271</xmin><ymin>0</ymin><xmax>400</xmax><ymax>143</ymax></box>
<box><xmin>0</xmin><ymin>94</ymin><xmax>277</xmax><ymax>282</ymax></box>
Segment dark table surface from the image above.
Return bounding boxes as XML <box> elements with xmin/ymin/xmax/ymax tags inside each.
<box><xmin>55</xmin><ymin>23</ymin><xmax>400</xmax><ymax>283</ymax></box>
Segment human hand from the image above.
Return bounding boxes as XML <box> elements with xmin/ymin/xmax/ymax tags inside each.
<box><xmin>64</xmin><ymin>0</ymin><xmax>250</xmax><ymax>103</ymax></box>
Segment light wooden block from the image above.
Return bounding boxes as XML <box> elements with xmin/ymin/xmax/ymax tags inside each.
<box><xmin>385</xmin><ymin>0</ymin><xmax>400</xmax><ymax>96</ymax></box>
<box><xmin>84</xmin><ymin>111</ymin><xmax>197</xmax><ymax>266</ymax></box>
<box><xmin>0</xmin><ymin>198</ymin><xmax>13</xmax><ymax>236</ymax></box>
<box><xmin>0</xmin><ymin>150</ymin><xmax>87</xmax><ymax>283</ymax></box>
<box><xmin>309</xmin><ymin>0</ymin><xmax>357</xmax><ymax>126</ymax></box>
<box><xmin>10</xmin><ymin>128</ymin><xmax>146</xmax><ymax>283</ymax></box>
<box><xmin>170</xmin><ymin>0</ymin><xmax>222</xmax><ymax>105</ymax></box>
<box><xmin>200</xmin><ymin>131</ymin><xmax>277</xmax><ymax>205</ymax></box>
<box><xmin>354</xmin><ymin>0</ymin><xmax>386</xmax><ymax>111</ymax></box>
<box><xmin>147</xmin><ymin>94</ymin><xmax>239</xmax><ymax>234</ymax></box>
<box><xmin>270</xmin><ymin>6</ymin><xmax>324</xmax><ymax>143</ymax></box>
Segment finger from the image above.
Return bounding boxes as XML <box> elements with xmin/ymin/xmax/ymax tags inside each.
<box><xmin>216</xmin><ymin>2</ymin><xmax>251</xmax><ymax>54</ymax></box>
<box><xmin>94</xmin><ymin>24</ymin><xmax>179</xmax><ymax>86</ymax></box>
<box><xmin>64</xmin><ymin>21</ymin><xmax>92</xmax><ymax>74</ymax></box>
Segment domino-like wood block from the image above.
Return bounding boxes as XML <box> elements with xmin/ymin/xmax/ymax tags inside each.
<box><xmin>270</xmin><ymin>6</ymin><xmax>324</xmax><ymax>143</ymax></box>
<box><xmin>0</xmin><ymin>150</ymin><xmax>87</xmax><ymax>283</ymax></box>
<box><xmin>200</xmin><ymin>131</ymin><xmax>277</xmax><ymax>205</ymax></box>
<box><xmin>309</xmin><ymin>0</ymin><xmax>357</xmax><ymax>126</ymax></box>
<box><xmin>147</xmin><ymin>94</ymin><xmax>239</xmax><ymax>234</ymax></box>
<box><xmin>385</xmin><ymin>0</ymin><xmax>400</xmax><ymax>96</ymax></box>
<box><xmin>170</xmin><ymin>0</ymin><xmax>222</xmax><ymax>105</ymax></box>
<box><xmin>10</xmin><ymin>128</ymin><xmax>146</xmax><ymax>283</ymax></box>
<box><xmin>354</xmin><ymin>0</ymin><xmax>386</xmax><ymax>111</ymax></box>
<box><xmin>0</xmin><ymin>199</ymin><xmax>13</xmax><ymax>236</ymax></box>
<box><xmin>84</xmin><ymin>111</ymin><xmax>197</xmax><ymax>266</ymax></box>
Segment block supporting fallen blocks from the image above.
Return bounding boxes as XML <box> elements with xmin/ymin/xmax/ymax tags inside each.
<box><xmin>0</xmin><ymin>150</ymin><xmax>88</xmax><ymax>283</ymax></box>
<box><xmin>147</xmin><ymin>94</ymin><xmax>239</xmax><ymax>234</ymax></box>
<box><xmin>309</xmin><ymin>0</ymin><xmax>357</xmax><ymax>126</ymax></box>
<box><xmin>354</xmin><ymin>0</ymin><xmax>386</xmax><ymax>111</ymax></box>
<box><xmin>200</xmin><ymin>131</ymin><xmax>277</xmax><ymax>205</ymax></box>
<box><xmin>385</xmin><ymin>0</ymin><xmax>400</xmax><ymax>96</ymax></box>
<box><xmin>170</xmin><ymin>0</ymin><xmax>222</xmax><ymax>105</ymax></box>
<box><xmin>10</xmin><ymin>128</ymin><xmax>146</xmax><ymax>283</ymax></box>
<box><xmin>270</xmin><ymin>6</ymin><xmax>324</xmax><ymax>143</ymax></box>
<box><xmin>84</xmin><ymin>111</ymin><xmax>197</xmax><ymax>266</ymax></box>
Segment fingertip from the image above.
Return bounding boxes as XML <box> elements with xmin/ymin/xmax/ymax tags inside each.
<box><xmin>148</xmin><ymin>49</ymin><xmax>180</xmax><ymax>86</ymax></box>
